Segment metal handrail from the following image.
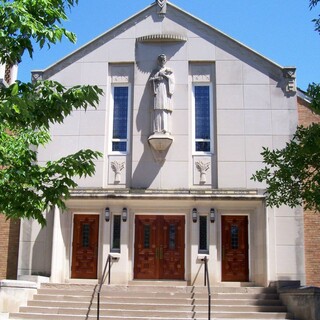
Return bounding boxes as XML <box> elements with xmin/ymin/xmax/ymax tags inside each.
<box><xmin>203</xmin><ymin>256</ymin><xmax>211</xmax><ymax>320</ymax></box>
<box><xmin>97</xmin><ymin>254</ymin><xmax>112</xmax><ymax>320</ymax></box>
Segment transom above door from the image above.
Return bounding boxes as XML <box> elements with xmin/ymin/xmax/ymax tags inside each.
<box><xmin>134</xmin><ymin>215</ymin><xmax>185</xmax><ymax>280</ymax></box>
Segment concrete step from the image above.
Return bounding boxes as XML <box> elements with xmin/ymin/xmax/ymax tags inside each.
<box><xmin>27</xmin><ymin>301</ymin><xmax>194</xmax><ymax>311</ymax></box>
<box><xmin>195</xmin><ymin>299</ymin><xmax>283</xmax><ymax>306</ymax></box>
<box><xmin>21</xmin><ymin>304</ymin><xmax>290</xmax><ymax>314</ymax></box>
<box><xmin>194</xmin><ymin>286</ymin><xmax>278</xmax><ymax>294</ymax></box>
<box><xmin>9</xmin><ymin>283</ymin><xmax>297</xmax><ymax>320</ymax></box>
<box><xmin>36</xmin><ymin>286</ymin><xmax>192</xmax><ymax>296</ymax></box>
<box><xmin>28</xmin><ymin>297</ymin><xmax>193</xmax><ymax>308</ymax></box>
<box><xmin>10</xmin><ymin>315</ymin><xmax>193</xmax><ymax>320</ymax></box>
<box><xmin>14</xmin><ymin>307</ymin><xmax>195</xmax><ymax>318</ymax></box>
<box><xmin>128</xmin><ymin>280</ymin><xmax>188</xmax><ymax>286</ymax></box>
<box><xmin>34</xmin><ymin>291</ymin><xmax>192</xmax><ymax>300</ymax></box>
<box><xmin>196</xmin><ymin>293</ymin><xmax>280</xmax><ymax>300</ymax></box>
<box><xmin>32</xmin><ymin>294</ymin><xmax>192</xmax><ymax>304</ymax></box>
<box><xmin>10</xmin><ymin>313</ymin><xmax>296</xmax><ymax>320</ymax></box>
<box><xmin>195</xmin><ymin>305</ymin><xmax>288</xmax><ymax>312</ymax></box>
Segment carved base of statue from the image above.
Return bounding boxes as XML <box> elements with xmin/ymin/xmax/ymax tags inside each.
<box><xmin>148</xmin><ymin>132</ymin><xmax>173</xmax><ymax>151</ymax></box>
<box><xmin>148</xmin><ymin>132</ymin><xmax>173</xmax><ymax>163</ymax></box>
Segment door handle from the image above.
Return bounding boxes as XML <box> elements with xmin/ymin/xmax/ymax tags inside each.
<box><xmin>159</xmin><ymin>246</ymin><xmax>163</xmax><ymax>260</ymax></box>
<box><xmin>222</xmin><ymin>247</ymin><xmax>225</xmax><ymax>260</ymax></box>
<box><xmin>156</xmin><ymin>247</ymin><xmax>159</xmax><ymax>259</ymax></box>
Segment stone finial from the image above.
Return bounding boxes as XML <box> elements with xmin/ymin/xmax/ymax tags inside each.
<box><xmin>111</xmin><ymin>161</ymin><xmax>125</xmax><ymax>184</ymax></box>
<box><xmin>195</xmin><ymin>161</ymin><xmax>210</xmax><ymax>184</ymax></box>
<box><xmin>31</xmin><ymin>71</ymin><xmax>44</xmax><ymax>83</ymax></box>
<box><xmin>157</xmin><ymin>0</ymin><xmax>167</xmax><ymax>15</ymax></box>
<box><xmin>282</xmin><ymin>67</ymin><xmax>296</xmax><ymax>93</ymax></box>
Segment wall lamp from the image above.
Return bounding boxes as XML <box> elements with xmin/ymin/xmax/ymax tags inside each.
<box><xmin>105</xmin><ymin>207</ymin><xmax>110</xmax><ymax>222</ymax></box>
<box><xmin>210</xmin><ymin>208</ymin><xmax>216</xmax><ymax>223</ymax></box>
<box><xmin>192</xmin><ymin>208</ymin><xmax>198</xmax><ymax>223</ymax></box>
<box><xmin>122</xmin><ymin>207</ymin><xmax>128</xmax><ymax>222</ymax></box>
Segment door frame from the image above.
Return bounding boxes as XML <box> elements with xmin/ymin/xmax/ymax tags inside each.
<box><xmin>70</xmin><ymin>212</ymin><xmax>101</xmax><ymax>279</ymax></box>
<box><xmin>220</xmin><ymin>214</ymin><xmax>251</xmax><ymax>282</ymax></box>
<box><xmin>132</xmin><ymin>213</ymin><xmax>186</xmax><ymax>281</ymax></box>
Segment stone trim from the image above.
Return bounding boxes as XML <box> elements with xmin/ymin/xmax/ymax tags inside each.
<box><xmin>136</xmin><ymin>34</ymin><xmax>187</xmax><ymax>43</ymax></box>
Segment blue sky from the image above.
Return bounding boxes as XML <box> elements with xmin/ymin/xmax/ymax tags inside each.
<box><xmin>19</xmin><ymin>0</ymin><xmax>320</xmax><ymax>91</ymax></box>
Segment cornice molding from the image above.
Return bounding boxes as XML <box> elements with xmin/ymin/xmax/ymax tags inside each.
<box><xmin>136</xmin><ymin>34</ymin><xmax>187</xmax><ymax>43</ymax></box>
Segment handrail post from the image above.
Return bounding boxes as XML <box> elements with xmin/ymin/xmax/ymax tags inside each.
<box><xmin>97</xmin><ymin>291</ymin><xmax>100</xmax><ymax>320</ymax></box>
<box><xmin>108</xmin><ymin>255</ymin><xmax>111</xmax><ymax>285</ymax></box>
<box><xmin>204</xmin><ymin>257</ymin><xmax>207</xmax><ymax>286</ymax></box>
<box><xmin>203</xmin><ymin>256</ymin><xmax>211</xmax><ymax>320</ymax></box>
<box><xmin>97</xmin><ymin>254</ymin><xmax>111</xmax><ymax>320</ymax></box>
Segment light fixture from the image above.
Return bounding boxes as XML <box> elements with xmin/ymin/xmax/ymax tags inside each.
<box><xmin>210</xmin><ymin>208</ymin><xmax>216</xmax><ymax>223</ymax></box>
<box><xmin>122</xmin><ymin>208</ymin><xmax>128</xmax><ymax>222</ymax></box>
<box><xmin>105</xmin><ymin>207</ymin><xmax>110</xmax><ymax>222</ymax></box>
<box><xmin>192</xmin><ymin>208</ymin><xmax>198</xmax><ymax>223</ymax></box>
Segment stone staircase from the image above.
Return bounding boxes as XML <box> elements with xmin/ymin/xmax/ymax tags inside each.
<box><xmin>8</xmin><ymin>282</ymin><xmax>298</xmax><ymax>319</ymax></box>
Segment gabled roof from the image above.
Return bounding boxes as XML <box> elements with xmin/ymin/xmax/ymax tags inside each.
<box><xmin>297</xmin><ymin>88</ymin><xmax>312</xmax><ymax>104</ymax></box>
<box><xmin>34</xmin><ymin>1</ymin><xmax>291</xmax><ymax>80</ymax></box>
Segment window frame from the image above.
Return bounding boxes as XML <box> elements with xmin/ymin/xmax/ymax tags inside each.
<box><xmin>192</xmin><ymin>83</ymin><xmax>214</xmax><ymax>155</ymax></box>
<box><xmin>198</xmin><ymin>215</ymin><xmax>209</xmax><ymax>253</ymax></box>
<box><xmin>111</xmin><ymin>214</ymin><xmax>121</xmax><ymax>253</ymax></box>
<box><xmin>109</xmin><ymin>83</ymin><xmax>131</xmax><ymax>155</ymax></box>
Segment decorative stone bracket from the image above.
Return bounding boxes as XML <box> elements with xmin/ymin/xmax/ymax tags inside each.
<box><xmin>111</xmin><ymin>161</ymin><xmax>125</xmax><ymax>184</ymax></box>
<box><xmin>195</xmin><ymin>161</ymin><xmax>211</xmax><ymax>184</ymax></box>
<box><xmin>282</xmin><ymin>67</ymin><xmax>296</xmax><ymax>93</ymax></box>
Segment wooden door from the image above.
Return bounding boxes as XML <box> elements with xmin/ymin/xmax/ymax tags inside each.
<box><xmin>71</xmin><ymin>214</ymin><xmax>99</xmax><ymax>279</ymax></box>
<box><xmin>134</xmin><ymin>215</ymin><xmax>185</xmax><ymax>280</ymax></box>
<box><xmin>221</xmin><ymin>215</ymin><xmax>249</xmax><ymax>282</ymax></box>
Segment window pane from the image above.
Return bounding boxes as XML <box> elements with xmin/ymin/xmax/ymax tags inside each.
<box><xmin>112</xmin><ymin>141</ymin><xmax>127</xmax><ymax>152</ymax></box>
<box><xmin>231</xmin><ymin>225</ymin><xmax>239</xmax><ymax>249</ymax></box>
<box><xmin>144</xmin><ymin>225</ymin><xmax>150</xmax><ymax>249</ymax></box>
<box><xmin>195</xmin><ymin>86</ymin><xmax>210</xmax><ymax>140</ymax></box>
<box><xmin>112</xmin><ymin>215</ymin><xmax>121</xmax><ymax>251</ymax></box>
<box><xmin>169</xmin><ymin>224</ymin><xmax>176</xmax><ymax>250</ymax></box>
<box><xmin>196</xmin><ymin>141</ymin><xmax>210</xmax><ymax>152</ymax></box>
<box><xmin>199</xmin><ymin>216</ymin><xmax>208</xmax><ymax>251</ymax></box>
<box><xmin>112</xmin><ymin>87</ymin><xmax>128</xmax><ymax>150</ymax></box>
<box><xmin>82</xmin><ymin>224</ymin><xmax>90</xmax><ymax>248</ymax></box>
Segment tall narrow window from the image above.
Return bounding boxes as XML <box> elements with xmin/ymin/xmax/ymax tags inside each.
<box><xmin>111</xmin><ymin>86</ymin><xmax>129</xmax><ymax>153</ymax></box>
<box><xmin>199</xmin><ymin>216</ymin><xmax>208</xmax><ymax>253</ymax></box>
<box><xmin>112</xmin><ymin>215</ymin><xmax>121</xmax><ymax>252</ymax></box>
<box><xmin>194</xmin><ymin>85</ymin><xmax>212</xmax><ymax>153</ymax></box>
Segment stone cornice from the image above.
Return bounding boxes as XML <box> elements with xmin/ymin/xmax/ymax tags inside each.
<box><xmin>69</xmin><ymin>188</ymin><xmax>264</xmax><ymax>201</ymax></box>
<box><xmin>136</xmin><ymin>34</ymin><xmax>187</xmax><ymax>43</ymax></box>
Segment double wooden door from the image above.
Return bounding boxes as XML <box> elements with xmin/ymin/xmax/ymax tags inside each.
<box><xmin>71</xmin><ymin>214</ymin><xmax>99</xmax><ymax>279</ymax></box>
<box><xmin>134</xmin><ymin>215</ymin><xmax>185</xmax><ymax>280</ymax></box>
<box><xmin>221</xmin><ymin>215</ymin><xmax>249</xmax><ymax>282</ymax></box>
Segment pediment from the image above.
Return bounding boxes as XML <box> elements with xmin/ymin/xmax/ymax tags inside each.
<box><xmin>37</xmin><ymin>1</ymin><xmax>288</xmax><ymax>80</ymax></box>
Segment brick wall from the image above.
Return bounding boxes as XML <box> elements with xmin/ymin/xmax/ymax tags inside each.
<box><xmin>297</xmin><ymin>94</ymin><xmax>320</xmax><ymax>286</ymax></box>
<box><xmin>0</xmin><ymin>214</ymin><xmax>20</xmax><ymax>280</ymax></box>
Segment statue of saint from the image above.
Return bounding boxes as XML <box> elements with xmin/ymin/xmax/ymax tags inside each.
<box><xmin>149</xmin><ymin>54</ymin><xmax>175</xmax><ymax>134</ymax></box>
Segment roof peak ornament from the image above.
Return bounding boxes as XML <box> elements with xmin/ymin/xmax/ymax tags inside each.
<box><xmin>157</xmin><ymin>0</ymin><xmax>167</xmax><ymax>15</ymax></box>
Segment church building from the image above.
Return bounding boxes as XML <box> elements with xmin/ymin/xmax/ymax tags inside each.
<box><xmin>17</xmin><ymin>0</ymin><xmax>304</xmax><ymax>287</ymax></box>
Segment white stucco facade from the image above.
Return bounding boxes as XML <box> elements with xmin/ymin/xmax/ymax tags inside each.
<box><xmin>17</xmin><ymin>1</ymin><xmax>305</xmax><ymax>287</ymax></box>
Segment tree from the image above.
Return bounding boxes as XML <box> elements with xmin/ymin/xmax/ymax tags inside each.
<box><xmin>0</xmin><ymin>0</ymin><xmax>103</xmax><ymax>225</ymax></box>
<box><xmin>310</xmin><ymin>0</ymin><xmax>320</xmax><ymax>34</ymax></box>
<box><xmin>252</xmin><ymin>1</ymin><xmax>320</xmax><ymax>212</ymax></box>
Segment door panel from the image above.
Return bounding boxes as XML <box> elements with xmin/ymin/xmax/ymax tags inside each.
<box><xmin>134</xmin><ymin>216</ymin><xmax>158</xmax><ymax>279</ymax></box>
<box><xmin>134</xmin><ymin>215</ymin><xmax>185</xmax><ymax>280</ymax></box>
<box><xmin>71</xmin><ymin>214</ymin><xmax>99</xmax><ymax>279</ymax></box>
<box><xmin>221</xmin><ymin>215</ymin><xmax>249</xmax><ymax>282</ymax></box>
<box><xmin>161</xmin><ymin>216</ymin><xmax>185</xmax><ymax>279</ymax></box>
